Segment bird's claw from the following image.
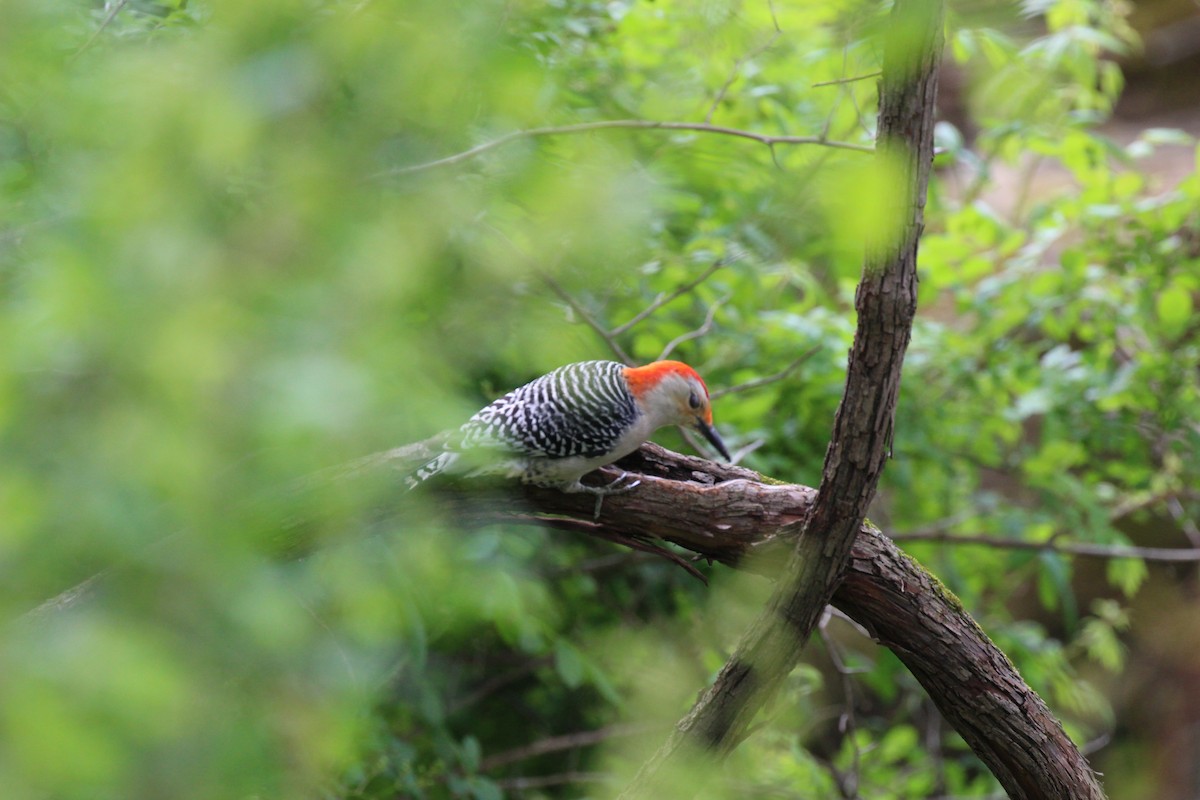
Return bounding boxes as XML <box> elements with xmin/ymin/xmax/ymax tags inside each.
<box><xmin>578</xmin><ymin>470</ymin><xmax>642</xmax><ymax>519</ymax></box>
<box><xmin>603</xmin><ymin>470</ymin><xmax>641</xmax><ymax>494</ymax></box>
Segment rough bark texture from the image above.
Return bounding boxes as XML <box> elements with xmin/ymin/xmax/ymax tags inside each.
<box><xmin>409</xmin><ymin>443</ymin><xmax>1106</xmax><ymax>800</ymax></box>
<box><xmin>616</xmin><ymin>0</ymin><xmax>943</xmax><ymax>795</ymax></box>
<box><xmin>837</xmin><ymin>536</ymin><xmax>1106</xmax><ymax>800</ymax></box>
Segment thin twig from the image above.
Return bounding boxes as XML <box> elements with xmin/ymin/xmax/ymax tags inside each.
<box><xmin>656</xmin><ymin>298</ymin><xmax>723</xmax><ymax>362</ymax></box>
<box><xmin>483</xmin><ymin>513</ymin><xmax>708</xmax><ymax>582</ymax></box>
<box><xmin>819</xmin><ymin>611</ymin><xmax>863</xmax><ymax>799</ymax></box>
<box><xmin>825</xmin><ymin>605</ymin><xmax>872</xmax><ymax>642</ymax></box>
<box><xmin>703</xmin><ymin>31</ymin><xmax>783</xmax><ymax>123</ymax></box>
<box><xmin>1106</xmin><ymin>487</ymin><xmax>1198</xmax><ymax>523</ymax></box>
<box><xmin>831</xmin><ymin>41</ymin><xmax>875</xmax><ymax>141</ymax></box>
<box><xmin>709</xmin><ymin>348</ymin><xmax>820</xmax><ymax>400</ymax></box>
<box><xmin>892</xmin><ymin>531</ymin><xmax>1200</xmax><ymax>561</ymax></box>
<box><xmin>480</xmin><ymin>224</ymin><xmax>640</xmax><ymax>363</ymax></box>
<box><xmin>612</xmin><ymin>254</ymin><xmax>736</xmax><ymax>337</ymax></box>
<box><xmin>812</xmin><ymin>71</ymin><xmax>882</xmax><ymax>87</ymax></box>
<box><xmin>541</xmin><ymin>274</ymin><xmax>633</xmax><ymax>364</ymax></box>
<box><xmin>1167</xmin><ymin>495</ymin><xmax>1200</xmax><ymax>547</ymax></box>
<box><xmin>71</xmin><ymin>0</ymin><xmax>132</xmax><ymax>62</ymax></box>
<box><xmin>1010</xmin><ymin>154</ymin><xmax>1047</xmax><ymax>223</ymax></box>
<box><xmin>678</xmin><ymin>427</ymin><xmax>719</xmax><ymax>463</ymax></box>
<box><xmin>446</xmin><ymin>656</ymin><xmax>553</xmax><ymax>716</ymax></box>
<box><xmin>493</xmin><ymin>772</ymin><xmax>609</xmax><ymax>791</ymax></box>
<box><xmin>1080</xmin><ymin>730</ymin><xmax>1113</xmax><ymax>757</ymax></box>
<box><xmin>380</xmin><ymin>120</ymin><xmax>873</xmax><ymax>177</ymax></box>
<box><xmin>481</xmin><ymin>723</ymin><xmax>654</xmax><ymax>771</ymax></box>
<box><xmin>726</xmin><ymin>438</ymin><xmax>765</xmax><ymax>465</ymax></box>
<box><xmin>552</xmin><ymin>551</ymin><xmax>644</xmax><ymax>576</ymax></box>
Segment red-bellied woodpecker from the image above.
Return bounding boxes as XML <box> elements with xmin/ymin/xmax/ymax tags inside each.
<box><xmin>409</xmin><ymin>360</ymin><xmax>730</xmax><ymax>514</ymax></box>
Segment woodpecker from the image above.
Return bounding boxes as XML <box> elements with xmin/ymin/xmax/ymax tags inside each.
<box><xmin>409</xmin><ymin>360</ymin><xmax>730</xmax><ymax>513</ymax></box>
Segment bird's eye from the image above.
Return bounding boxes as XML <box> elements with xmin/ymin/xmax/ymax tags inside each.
<box><xmin>688</xmin><ymin>391</ymin><xmax>702</xmax><ymax>410</ymax></box>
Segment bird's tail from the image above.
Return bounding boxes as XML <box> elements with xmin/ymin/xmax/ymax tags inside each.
<box><xmin>405</xmin><ymin>451</ymin><xmax>459</xmax><ymax>491</ymax></box>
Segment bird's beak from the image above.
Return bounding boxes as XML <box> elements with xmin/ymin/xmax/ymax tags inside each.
<box><xmin>696</xmin><ymin>419</ymin><xmax>731</xmax><ymax>461</ymax></box>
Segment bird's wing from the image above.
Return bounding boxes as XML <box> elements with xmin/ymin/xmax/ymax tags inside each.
<box><xmin>458</xmin><ymin>362</ymin><xmax>636</xmax><ymax>459</ymax></box>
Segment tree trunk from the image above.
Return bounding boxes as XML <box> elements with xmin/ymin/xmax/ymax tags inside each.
<box><xmin>617</xmin><ymin>0</ymin><xmax>942</xmax><ymax>794</ymax></box>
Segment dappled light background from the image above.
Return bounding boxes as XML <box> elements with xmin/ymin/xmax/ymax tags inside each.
<box><xmin>1</xmin><ymin>0</ymin><xmax>1198</xmax><ymax>798</ymax></box>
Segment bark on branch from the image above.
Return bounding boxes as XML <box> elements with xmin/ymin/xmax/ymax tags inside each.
<box><xmin>407</xmin><ymin>443</ymin><xmax>1105</xmax><ymax>800</ymax></box>
<box><xmin>618</xmin><ymin>0</ymin><xmax>945</xmax><ymax>793</ymax></box>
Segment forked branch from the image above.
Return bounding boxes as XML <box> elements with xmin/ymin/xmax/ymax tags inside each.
<box><xmin>408</xmin><ymin>443</ymin><xmax>1107</xmax><ymax>800</ymax></box>
<box><xmin>382</xmin><ymin>120</ymin><xmax>872</xmax><ymax>177</ymax></box>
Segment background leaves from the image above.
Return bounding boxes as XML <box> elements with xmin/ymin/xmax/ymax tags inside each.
<box><xmin>1</xmin><ymin>0</ymin><xmax>1197</xmax><ymax>798</ymax></box>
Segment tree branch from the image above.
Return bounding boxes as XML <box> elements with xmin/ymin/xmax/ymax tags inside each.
<box><xmin>379</xmin><ymin>120</ymin><xmax>873</xmax><ymax>177</ymax></box>
<box><xmin>71</xmin><ymin>0</ymin><xmax>132</xmax><ymax>62</ymax></box>
<box><xmin>892</xmin><ymin>530</ymin><xmax>1200</xmax><ymax>561</ymax></box>
<box><xmin>812</xmin><ymin>71</ymin><xmax>882</xmax><ymax>88</ymax></box>
<box><xmin>619</xmin><ymin>3</ymin><xmax>945</xmax><ymax>794</ymax></box>
<box><xmin>29</xmin><ymin>429</ymin><xmax>1111</xmax><ymax>799</ymax></box>
<box><xmin>655</xmin><ymin>296</ymin><xmax>723</xmax><ymax>361</ymax></box>
<box><xmin>704</xmin><ymin>31</ymin><xmax>783</xmax><ymax>124</ymax></box>
<box><xmin>421</xmin><ymin>442</ymin><xmax>1107</xmax><ymax>800</ymax></box>
<box><xmin>541</xmin><ymin>273</ymin><xmax>634</xmax><ymax>365</ymax></box>
<box><xmin>708</xmin><ymin>348</ymin><xmax>820</xmax><ymax>400</ymax></box>
<box><xmin>480</xmin><ymin>723</ymin><xmax>654</xmax><ymax>771</ymax></box>
<box><xmin>492</xmin><ymin>771</ymin><xmax>608</xmax><ymax>791</ymax></box>
<box><xmin>474</xmin><ymin>513</ymin><xmax>710</xmax><ymax>582</ymax></box>
<box><xmin>611</xmin><ymin>254</ymin><xmax>732</xmax><ymax>337</ymax></box>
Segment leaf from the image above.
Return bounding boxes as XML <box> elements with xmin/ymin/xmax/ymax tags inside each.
<box><xmin>460</xmin><ymin>736</ymin><xmax>482</xmax><ymax>772</ymax></box>
<box><xmin>554</xmin><ymin>640</ymin><xmax>586</xmax><ymax>688</ymax></box>
<box><xmin>1036</xmin><ymin>551</ymin><xmax>1076</xmax><ymax>628</ymax></box>
<box><xmin>1143</xmin><ymin>128</ymin><xmax>1194</xmax><ymax>146</ymax></box>
<box><xmin>934</xmin><ymin>121</ymin><xmax>964</xmax><ymax>155</ymax></box>
<box><xmin>466</xmin><ymin>776</ymin><xmax>504</xmax><ymax>800</ymax></box>
<box><xmin>1010</xmin><ymin>387</ymin><xmax>1052</xmax><ymax>420</ymax></box>
<box><xmin>879</xmin><ymin>725</ymin><xmax>920</xmax><ymax>763</ymax></box>
<box><xmin>1106</xmin><ymin>557</ymin><xmax>1148</xmax><ymax>597</ymax></box>
<box><xmin>1078</xmin><ymin>617</ymin><xmax>1124</xmax><ymax>672</ymax></box>
<box><xmin>1155</xmin><ymin>284</ymin><xmax>1193</xmax><ymax>338</ymax></box>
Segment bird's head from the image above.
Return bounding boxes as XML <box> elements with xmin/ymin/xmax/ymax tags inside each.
<box><xmin>623</xmin><ymin>361</ymin><xmax>731</xmax><ymax>460</ymax></box>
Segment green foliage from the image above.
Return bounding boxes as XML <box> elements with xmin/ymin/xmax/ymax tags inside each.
<box><xmin>0</xmin><ymin>0</ymin><xmax>1195</xmax><ymax>797</ymax></box>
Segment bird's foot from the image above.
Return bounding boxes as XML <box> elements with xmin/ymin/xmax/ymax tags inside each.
<box><xmin>562</xmin><ymin>471</ymin><xmax>642</xmax><ymax>519</ymax></box>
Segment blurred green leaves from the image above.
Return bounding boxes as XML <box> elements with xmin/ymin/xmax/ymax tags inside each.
<box><xmin>0</xmin><ymin>0</ymin><xmax>1196</xmax><ymax>797</ymax></box>
<box><xmin>0</xmin><ymin>1</ymin><xmax>660</xmax><ymax>797</ymax></box>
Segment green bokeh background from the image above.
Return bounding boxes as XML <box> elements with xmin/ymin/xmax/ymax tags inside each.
<box><xmin>2</xmin><ymin>1</ymin><xmax>1198</xmax><ymax>798</ymax></box>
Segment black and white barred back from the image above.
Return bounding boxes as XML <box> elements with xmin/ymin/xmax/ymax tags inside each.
<box><xmin>409</xmin><ymin>361</ymin><xmax>639</xmax><ymax>486</ymax></box>
<box><xmin>461</xmin><ymin>361</ymin><xmax>638</xmax><ymax>457</ymax></box>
